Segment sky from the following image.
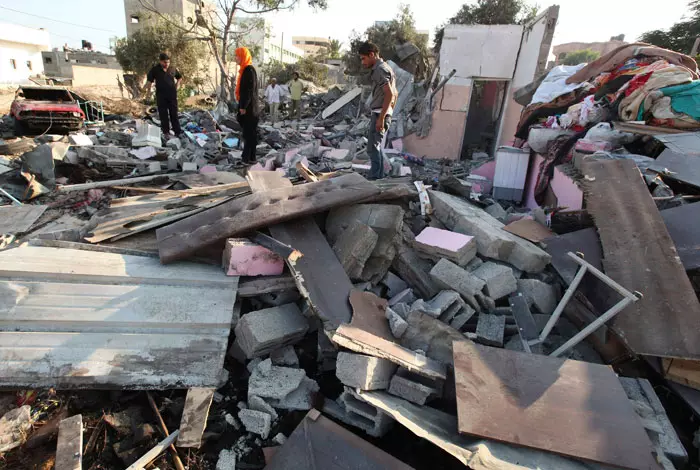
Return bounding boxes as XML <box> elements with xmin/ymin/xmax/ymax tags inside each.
<box><xmin>0</xmin><ymin>0</ymin><xmax>693</xmax><ymax>54</ymax></box>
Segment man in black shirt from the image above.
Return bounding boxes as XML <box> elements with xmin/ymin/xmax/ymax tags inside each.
<box><xmin>144</xmin><ymin>53</ymin><xmax>183</xmax><ymax>137</ymax></box>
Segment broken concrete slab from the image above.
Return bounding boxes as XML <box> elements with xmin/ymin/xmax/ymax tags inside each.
<box><xmin>393</xmin><ymin>227</ymin><xmax>441</xmax><ymax>299</ymax></box>
<box><xmin>248</xmin><ymin>395</ymin><xmax>279</xmax><ymax>421</ymax></box>
<box><xmin>234</xmin><ymin>304</ymin><xmax>309</xmax><ymax>359</ymax></box>
<box><xmin>248</xmin><ymin>361</ymin><xmax>306</xmax><ymax>401</ymax></box>
<box><xmin>238</xmin><ymin>409</ymin><xmax>272</xmax><ymax>439</ymax></box>
<box><xmin>484</xmin><ymin>203</ymin><xmax>508</xmax><ymax>222</ymax></box>
<box><xmin>222</xmin><ymin>238</ymin><xmax>285</xmax><ymax>277</ymax></box>
<box><xmin>400</xmin><ymin>310</ymin><xmax>468</xmax><ymax>365</ymax></box>
<box><xmin>381</xmin><ymin>271</ymin><xmax>409</xmax><ymax>298</ymax></box>
<box><xmin>386</xmin><ymin>307</ymin><xmax>409</xmax><ymax>338</ymax></box>
<box><xmin>270</xmin><ymin>346</ymin><xmax>299</xmax><ymax>367</ymax></box>
<box><xmin>274</xmin><ymin>376</ymin><xmax>319</xmax><ymax>411</ymax></box>
<box><xmin>388</xmin><ymin>288</ymin><xmax>416</xmax><ymax>307</ymax></box>
<box><xmin>429</xmin><ymin>191</ymin><xmax>551</xmax><ymax>273</ymax></box>
<box><xmin>388</xmin><ymin>369</ymin><xmax>441</xmax><ymax>405</ymax></box>
<box><xmin>517</xmin><ymin>279</ymin><xmax>559</xmax><ymax>314</ymax></box>
<box><xmin>414</xmin><ymin>227</ymin><xmax>477</xmax><ymax>266</ymax></box>
<box><xmin>473</xmin><ymin>262</ymin><xmax>517</xmax><ymax>300</ymax></box>
<box><xmin>332</xmin><ymin>220</ymin><xmax>378</xmax><ymax>280</ymax></box>
<box><xmin>336</xmin><ymin>352</ymin><xmax>397</xmax><ymax>390</ymax></box>
<box><xmin>429</xmin><ymin>259</ymin><xmax>484</xmax><ymax>311</ymax></box>
<box><xmin>475</xmin><ymin>314</ymin><xmax>506</xmax><ymax>347</ymax></box>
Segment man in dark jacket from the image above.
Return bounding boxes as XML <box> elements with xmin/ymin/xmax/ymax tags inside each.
<box><xmin>144</xmin><ymin>53</ymin><xmax>182</xmax><ymax>137</ymax></box>
<box><xmin>235</xmin><ymin>47</ymin><xmax>259</xmax><ymax>164</ymax></box>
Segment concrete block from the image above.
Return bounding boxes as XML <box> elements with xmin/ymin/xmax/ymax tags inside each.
<box><xmin>388</xmin><ymin>287</ymin><xmax>416</xmax><ymax>306</ymax></box>
<box><xmin>475</xmin><ymin>314</ymin><xmax>506</xmax><ymax>347</ymax></box>
<box><xmin>386</xmin><ymin>307</ymin><xmax>408</xmax><ymax>338</ymax></box>
<box><xmin>69</xmin><ymin>133</ymin><xmax>93</xmax><ymax>146</ymax></box>
<box><xmin>414</xmin><ymin>227</ymin><xmax>477</xmax><ymax>265</ymax></box>
<box><xmin>238</xmin><ymin>409</ymin><xmax>271</xmax><ymax>438</ymax></box>
<box><xmin>336</xmin><ymin>352</ymin><xmax>397</xmax><ymax>390</ymax></box>
<box><xmin>337</xmin><ymin>388</ymin><xmax>394</xmax><ymax>437</ymax></box>
<box><xmin>475</xmin><ymin>292</ymin><xmax>496</xmax><ymax>313</ymax></box>
<box><xmin>429</xmin><ymin>290</ymin><xmax>462</xmax><ymax>316</ymax></box>
<box><xmin>409</xmin><ymin>299</ymin><xmax>442</xmax><ymax>318</ymax></box>
<box><xmin>248</xmin><ymin>362</ymin><xmax>306</xmax><ymax>401</ymax></box>
<box><xmin>473</xmin><ymin>262</ymin><xmax>517</xmax><ymax>300</ymax></box>
<box><xmin>216</xmin><ymin>449</ymin><xmax>236</xmax><ymax>470</ymax></box>
<box><xmin>270</xmin><ymin>346</ymin><xmax>299</xmax><ymax>367</ymax></box>
<box><xmin>234</xmin><ymin>304</ymin><xmax>309</xmax><ymax>359</ymax></box>
<box><xmin>465</xmin><ymin>257</ymin><xmax>484</xmax><ymax>272</ymax></box>
<box><xmin>429</xmin><ymin>259</ymin><xmax>484</xmax><ymax>312</ymax></box>
<box><xmin>391</xmin><ymin>302</ymin><xmax>410</xmax><ymax>319</ymax></box>
<box><xmin>332</xmin><ymin>220</ymin><xmax>378</xmax><ymax>280</ymax></box>
<box><xmin>274</xmin><ymin>376</ymin><xmax>319</xmax><ymax>410</ymax></box>
<box><xmin>517</xmin><ymin>279</ymin><xmax>559</xmax><ymax>314</ymax></box>
<box><xmin>484</xmin><ymin>203</ymin><xmax>507</xmax><ymax>222</ymax></box>
<box><xmin>132</xmin><ymin>120</ymin><xmax>161</xmax><ymax>147</ymax></box>
<box><xmin>248</xmin><ymin>395</ymin><xmax>278</xmax><ymax>420</ymax></box>
<box><xmin>429</xmin><ymin>190</ymin><xmax>551</xmax><ymax>273</ymax></box>
<box><xmin>400</xmin><ymin>310</ymin><xmax>467</xmax><ymax>365</ymax></box>
<box><xmin>449</xmin><ymin>306</ymin><xmax>476</xmax><ymax>330</ymax></box>
<box><xmin>381</xmin><ymin>271</ymin><xmax>409</xmax><ymax>298</ymax></box>
<box><xmin>223</xmin><ymin>238</ymin><xmax>285</xmax><ymax>277</ymax></box>
<box><xmin>182</xmin><ymin>162</ymin><xmax>197</xmax><ymax>172</ymax></box>
<box><xmin>388</xmin><ymin>369</ymin><xmax>441</xmax><ymax>405</ymax></box>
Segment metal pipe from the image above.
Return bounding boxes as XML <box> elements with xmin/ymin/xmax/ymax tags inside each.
<box><xmin>0</xmin><ymin>187</ymin><xmax>22</xmax><ymax>206</ymax></box>
<box><xmin>566</xmin><ymin>252</ymin><xmax>638</xmax><ymax>300</ymax></box>
<box><xmin>537</xmin><ymin>265</ymin><xmax>588</xmax><ymax>343</ymax></box>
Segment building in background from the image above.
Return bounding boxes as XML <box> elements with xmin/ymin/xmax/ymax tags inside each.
<box><xmin>42</xmin><ymin>50</ymin><xmax>123</xmax><ymax>87</ymax></box>
<box><xmin>124</xmin><ymin>0</ymin><xmax>216</xmax><ymax>37</ymax></box>
<box><xmin>0</xmin><ymin>23</ymin><xmax>50</xmax><ymax>84</ymax></box>
<box><xmin>235</xmin><ymin>18</ymin><xmax>304</xmax><ymax>65</ymax></box>
<box><xmin>552</xmin><ymin>38</ymin><xmax>626</xmax><ymax>65</ymax></box>
<box><xmin>292</xmin><ymin>36</ymin><xmax>330</xmax><ymax>56</ymax></box>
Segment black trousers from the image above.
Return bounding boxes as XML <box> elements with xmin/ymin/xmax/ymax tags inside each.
<box><xmin>238</xmin><ymin>113</ymin><xmax>259</xmax><ymax>163</ymax></box>
<box><xmin>157</xmin><ymin>95</ymin><xmax>182</xmax><ymax>136</ymax></box>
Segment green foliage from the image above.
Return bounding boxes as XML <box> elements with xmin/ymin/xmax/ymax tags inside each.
<box><xmin>639</xmin><ymin>1</ymin><xmax>700</xmax><ymax>54</ymax></box>
<box><xmin>262</xmin><ymin>56</ymin><xmax>329</xmax><ymax>87</ymax></box>
<box><xmin>343</xmin><ymin>4</ymin><xmax>430</xmax><ymax>76</ymax></box>
<box><xmin>328</xmin><ymin>39</ymin><xmax>343</xmax><ymax>59</ymax></box>
<box><xmin>560</xmin><ymin>49</ymin><xmax>601</xmax><ymax>66</ymax></box>
<box><xmin>433</xmin><ymin>0</ymin><xmax>539</xmax><ymax>53</ymax></box>
<box><xmin>114</xmin><ymin>15</ymin><xmax>208</xmax><ymax>85</ymax></box>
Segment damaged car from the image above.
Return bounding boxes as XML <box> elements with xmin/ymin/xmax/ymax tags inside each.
<box><xmin>10</xmin><ymin>86</ymin><xmax>85</xmax><ymax>135</ymax></box>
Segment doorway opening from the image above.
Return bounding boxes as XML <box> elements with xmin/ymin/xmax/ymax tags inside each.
<box><xmin>460</xmin><ymin>80</ymin><xmax>508</xmax><ymax>160</ymax></box>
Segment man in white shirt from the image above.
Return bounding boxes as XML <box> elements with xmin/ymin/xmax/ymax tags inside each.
<box><xmin>264</xmin><ymin>78</ymin><xmax>281</xmax><ymax>123</ymax></box>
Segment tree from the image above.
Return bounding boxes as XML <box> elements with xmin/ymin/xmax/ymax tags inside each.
<box><xmin>262</xmin><ymin>56</ymin><xmax>329</xmax><ymax>86</ymax></box>
<box><xmin>343</xmin><ymin>4</ymin><xmax>430</xmax><ymax>77</ymax></box>
<box><xmin>136</xmin><ymin>0</ymin><xmax>328</xmax><ymax>103</ymax></box>
<box><xmin>639</xmin><ymin>1</ymin><xmax>700</xmax><ymax>55</ymax></box>
<box><xmin>114</xmin><ymin>16</ymin><xmax>208</xmax><ymax>96</ymax></box>
<box><xmin>327</xmin><ymin>39</ymin><xmax>342</xmax><ymax>59</ymax></box>
<box><xmin>433</xmin><ymin>0</ymin><xmax>538</xmax><ymax>53</ymax></box>
<box><xmin>560</xmin><ymin>49</ymin><xmax>600</xmax><ymax>66</ymax></box>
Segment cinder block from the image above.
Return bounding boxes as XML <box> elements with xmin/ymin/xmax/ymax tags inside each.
<box><xmin>238</xmin><ymin>409</ymin><xmax>271</xmax><ymax>438</ymax></box>
<box><xmin>473</xmin><ymin>262</ymin><xmax>517</xmax><ymax>300</ymax></box>
<box><xmin>335</xmin><ymin>388</ymin><xmax>393</xmax><ymax>437</ymax></box>
<box><xmin>234</xmin><ymin>304</ymin><xmax>309</xmax><ymax>359</ymax></box>
<box><xmin>381</xmin><ymin>271</ymin><xmax>409</xmax><ymax>298</ymax></box>
<box><xmin>332</xmin><ymin>220</ymin><xmax>378</xmax><ymax>280</ymax></box>
<box><xmin>385</xmin><ymin>307</ymin><xmax>408</xmax><ymax>338</ymax></box>
<box><xmin>270</xmin><ymin>346</ymin><xmax>299</xmax><ymax>367</ymax></box>
<box><xmin>388</xmin><ymin>369</ymin><xmax>441</xmax><ymax>405</ymax></box>
<box><xmin>336</xmin><ymin>352</ymin><xmax>397</xmax><ymax>390</ymax></box>
<box><xmin>131</xmin><ymin>120</ymin><xmax>161</xmax><ymax>147</ymax></box>
<box><xmin>429</xmin><ymin>259</ymin><xmax>485</xmax><ymax>312</ymax></box>
<box><xmin>223</xmin><ymin>238</ymin><xmax>285</xmax><ymax>277</ymax></box>
<box><xmin>475</xmin><ymin>313</ymin><xmax>506</xmax><ymax>347</ymax></box>
<box><xmin>449</xmin><ymin>306</ymin><xmax>476</xmax><ymax>330</ymax></box>
<box><xmin>414</xmin><ymin>226</ymin><xmax>477</xmax><ymax>265</ymax></box>
<box><xmin>518</xmin><ymin>279</ymin><xmax>559</xmax><ymax>314</ymax></box>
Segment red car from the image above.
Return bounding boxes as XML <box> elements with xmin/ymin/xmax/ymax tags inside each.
<box><xmin>10</xmin><ymin>86</ymin><xmax>85</xmax><ymax>135</ymax></box>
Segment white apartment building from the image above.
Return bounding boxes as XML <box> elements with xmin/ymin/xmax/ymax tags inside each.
<box><xmin>0</xmin><ymin>24</ymin><xmax>50</xmax><ymax>84</ymax></box>
<box><xmin>233</xmin><ymin>18</ymin><xmax>304</xmax><ymax>65</ymax></box>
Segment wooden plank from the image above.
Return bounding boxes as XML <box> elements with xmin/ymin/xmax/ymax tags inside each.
<box><xmin>0</xmin><ymin>332</ymin><xmax>227</xmax><ymax>389</ymax></box>
<box><xmin>661</xmin><ymin>202</ymin><xmax>700</xmax><ymax>270</ymax></box>
<box><xmin>348</xmin><ymin>290</ymin><xmax>392</xmax><ymax>340</ymax></box>
<box><xmin>238</xmin><ymin>275</ymin><xmax>297</xmax><ymax>297</ymax></box>
<box><xmin>29</xmin><ymin>238</ymin><xmax>158</xmax><ymax>258</ymax></box>
<box><xmin>157</xmin><ymin>173</ymin><xmax>380</xmax><ymax>263</ymax></box>
<box><xmin>177</xmin><ymin>388</ymin><xmax>215</xmax><ymax>448</ymax></box>
<box><xmin>0</xmin><ymin>205</ymin><xmax>47</xmax><ymax>234</ymax></box>
<box><xmin>503</xmin><ymin>218</ymin><xmax>554</xmax><ymax>244</ymax></box>
<box><xmin>583</xmin><ymin>159</ymin><xmax>700</xmax><ymax>358</ymax></box>
<box><xmin>246</xmin><ymin>171</ymin><xmax>292</xmax><ymax>191</ymax></box>
<box><xmin>126</xmin><ymin>430</ymin><xmax>179</xmax><ymax>470</ymax></box>
<box><xmin>322</xmin><ymin>87</ymin><xmax>362</xmax><ymax>119</ymax></box>
<box><xmin>0</xmin><ymin>245</ymin><xmax>235</xmax><ymax>287</ymax></box>
<box><xmin>612</xmin><ymin>121</ymin><xmax>686</xmax><ymax>136</ymax></box>
<box><xmin>663</xmin><ymin>358</ymin><xmax>700</xmax><ymax>391</ymax></box>
<box><xmin>452</xmin><ymin>341</ymin><xmax>657</xmax><ymax>469</ymax></box>
<box><xmin>57</xmin><ymin>174</ymin><xmax>183</xmax><ymax>192</ymax></box>
<box><xmin>0</xmin><ymin>281</ymin><xmax>235</xmax><ymax>333</ymax></box>
<box><xmin>55</xmin><ymin>414</ymin><xmax>82</xmax><ymax>470</ymax></box>
<box><xmin>649</xmin><ymin>149</ymin><xmax>700</xmax><ymax>189</ymax></box>
<box><xmin>270</xmin><ymin>219</ymin><xmax>353</xmax><ymax>330</ymax></box>
<box><xmin>332</xmin><ymin>325</ymin><xmax>446</xmax><ymax>380</ymax></box>
<box><xmin>266</xmin><ymin>409</ymin><xmax>414</xmax><ymax>470</ymax></box>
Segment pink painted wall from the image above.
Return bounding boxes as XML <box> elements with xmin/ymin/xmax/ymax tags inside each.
<box><xmin>470</xmin><ymin>160</ymin><xmax>496</xmax><ymax>181</ymax></box>
<box><xmin>499</xmin><ymin>97</ymin><xmax>524</xmax><ymax>147</ymax></box>
<box><xmin>523</xmin><ymin>153</ymin><xmax>583</xmax><ymax>211</ymax></box>
<box><xmin>404</xmin><ymin>84</ymin><xmax>470</xmax><ymax>160</ymax></box>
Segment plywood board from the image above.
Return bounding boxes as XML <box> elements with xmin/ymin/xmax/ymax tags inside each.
<box><xmin>453</xmin><ymin>341</ymin><xmax>657</xmax><ymax>469</ymax></box>
<box><xmin>55</xmin><ymin>414</ymin><xmax>82</xmax><ymax>470</ymax></box>
<box><xmin>156</xmin><ymin>173</ymin><xmax>380</xmax><ymax>263</ymax></box>
<box><xmin>503</xmin><ymin>218</ymin><xmax>554</xmax><ymax>243</ymax></box>
<box><xmin>583</xmin><ymin>159</ymin><xmax>700</xmax><ymax>358</ymax></box>
<box><xmin>0</xmin><ymin>205</ymin><xmax>47</xmax><ymax>234</ymax></box>
<box><xmin>177</xmin><ymin>388</ymin><xmax>215</xmax><ymax>448</ymax></box>
<box><xmin>649</xmin><ymin>149</ymin><xmax>700</xmax><ymax>189</ymax></box>
<box><xmin>661</xmin><ymin>202</ymin><xmax>700</xmax><ymax>270</ymax></box>
<box><xmin>663</xmin><ymin>358</ymin><xmax>700</xmax><ymax>391</ymax></box>
<box><xmin>321</xmin><ymin>87</ymin><xmax>362</xmax><ymax>119</ymax></box>
<box><xmin>543</xmin><ymin>228</ymin><xmax>602</xmax><ymax>285</ymax></box>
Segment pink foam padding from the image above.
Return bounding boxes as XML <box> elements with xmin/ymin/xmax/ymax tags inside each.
<box><xmin>199</xmin><ymin>165</ymin><xmax>217</xmax><ymax>174</ymax></box>
<box><xmin>470</xmin><ymin>160</ymin><xmax>496</xmax><ymax>181</ymax></box>
<box><xmin>415</xmin><ymin>227</ymin><xmax>474</xmax><ymax>252</ymax></box>
<box><xmin>393</xmin><ymin>138</ymin><xmax>404</xmax><ymax>152</ymax></box>
<box><xmin>223</xmin><ymin>239</ymin><xmax>284</xmax><ymax>276</ymax></box>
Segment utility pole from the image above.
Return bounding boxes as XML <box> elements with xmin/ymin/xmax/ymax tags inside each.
<box><xmin>281</xmin><ymin>32</ymin><xmax>284</xmax><ymax>63</ymax></box>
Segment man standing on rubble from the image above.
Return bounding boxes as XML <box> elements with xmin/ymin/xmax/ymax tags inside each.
<box><xmin>264</xmin><ymin>78</ymin><xmax>281</xmax><ymax>124</ymax></box>
<box><xmin>359</xmin><ymin>42</ymin><xmax>397</xmax><ymax>180</ymax></box>
<box><xmin>144</xmin><ymin>53</ymin><xmax>183</xmax><ymax>138</ymax></box>
<box><xmin>289</xmin><ymin>72</ymin><xmax>303</xmax><ymax>120</ymax></box>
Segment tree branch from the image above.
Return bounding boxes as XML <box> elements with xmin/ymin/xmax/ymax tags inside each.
<box><xmin>237</xmin><ymin>0</ymin><xmax>298</xmax><ymax>14</ymax></box>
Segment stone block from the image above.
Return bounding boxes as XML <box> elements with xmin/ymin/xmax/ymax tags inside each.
<box><xmin>238</xmin><ymin>409</ymin><xmax>271</xmax><ymax>438</ymax></box>
<box><xmin>331</xmin><ymin>220</ymin><xmax>378</xmax><ymax>280</ymax></box>
<box><xmin>336</xmin><ymin>352</ymin><xmax>397</xmax><ymax>390</ymax></box>
<box><xmin>388</xmin><ymin>369</ymin><xmax>441</xmax><ymax>405</ymax></box>
<box><xmin>517</xmin><ymin>279</ymin><xmax>559</xmax><ymax>314</ymax></box>
<box><xmin>414</xmin><ymin>227</ymin><xmax>477</xmax><ymax>265</ymax></box>
<box><xmin>429</xmin><ymin>259</ymin><xmax>485</xmax><ymax>312</ymax></box>
<box><xmin>475</xmin><ymin>314</ymin><xmax>506</xmax><ymax>347</ymax></box>
<box><xmin>223</xmin><ymin>238</ymin><xmax>285</xmax><ymax>277</ymax></box>
<box><xmin>429</xmin><ymin>190</ymin><xmax>551</xmax><ymax>273</ymax></box>
<box><xmin>409</xmin><ymin>299</ymin><xmax>442</xmax><ymax>318</ymax></box>
<box><xmin>473</xmin><ymin>262</ymin><xmax>517</xmax><ymax>300</ymax></box>
<box><xmin>386</xmin><ymin>307</ymin><xmax>408</xmax><ymax>338</ymax></box>
<box><xmin>234</xmin><ymin>304</ymin><xmax>309</xmax><ymax>359</ymax></box>
<box><xmin>381</xmin><ymin>271</ymin><xmax>409</xmax><ymax>298</ymax></box>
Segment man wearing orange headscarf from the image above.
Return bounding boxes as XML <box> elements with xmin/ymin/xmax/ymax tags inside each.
<box><xmin>235</xmin><ymin>47</ymin><xmax>259</xmax><ymax>164</ymax></box>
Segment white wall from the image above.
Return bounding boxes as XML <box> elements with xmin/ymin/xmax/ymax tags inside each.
<box><xmin>440</xmin><ymin>24</ymin><xmax>523</xmax><ymax>80</ymax></box>
<box><xmin>0</xmin><ymin>41</ymin><xmax>45</xmax><ymax>84</ymax></box>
